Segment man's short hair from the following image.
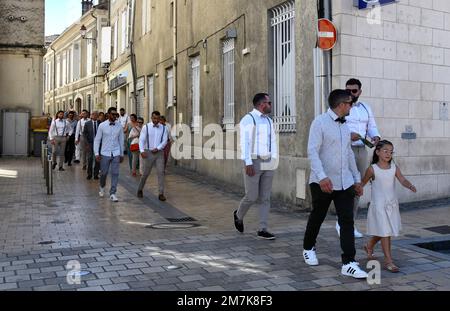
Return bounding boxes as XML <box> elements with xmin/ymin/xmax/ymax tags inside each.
<box><xmin>253</xmin><ymin>93</ymin><xmax>270</xmax><ymax>106</ymax></box>
<box><xmin>346</xmin><ymin>78</ymin><xmax>362</xmax><ymax>89</ymax></box>
<box><xmin>328</xmin><ymin>89</ymin><xmax>352</xmax><ymax>109</ymax></box>
<box><xmin>56</xmin><ymin>110</ymin><xmax>64</xmax><ymax>115</ymax></box>
<box><xmin>120</xmin><ymin>108</ymin><xmax>125</xmax><ymax>112</ymax></box>
<box><xmin>160</xmin><ymin>115</ymin><xmax>166</xmax><ymax>121</ymax></box>
<box><xmin>152</xmin><ymin>111</ymin><xmax>161</xmax><ymax>117</ymax></box>
<box><xmin>107</xmin><ymin>107</ymin><xmax>117</xmax><ymax>114</ymax></box>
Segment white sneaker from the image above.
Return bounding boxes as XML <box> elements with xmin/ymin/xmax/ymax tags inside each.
<box><xmin>110</xmin><ymin>194</ymin><xmax>119</xmax><ymax>202</ymax></box>
<box><xmin>99</xmin><ymin>187</ymin><xmax>105</xmax><ymax>198</ymax></box>
<box><xmin>336</xmin><ymin>222</ymin><xmax>364</xmax><ymax>238</ymax></box>
<box><xmin>341</xmin><ymin>262</ymin><xmax>368</xmax><ymax>279</ymax></box>
<box><xmin>354</xmin><ymin>228</ymin><xmax>364</xmax><ymax>238</ymax></box>
<box><xmin>303</xmin><ymin>248</ymin><xmax>319</xmax><ymax>266</ymax></box>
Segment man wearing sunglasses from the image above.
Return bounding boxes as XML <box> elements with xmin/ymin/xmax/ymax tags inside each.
<box><xmin>337</xmin><ymin>78</ymin><xmax>381</xmax><ymax>239</ymax></box>
<box><xmin>94</xmin><ymin>107</ymin><xmax>124</xmax><ymax>202</ymax></box>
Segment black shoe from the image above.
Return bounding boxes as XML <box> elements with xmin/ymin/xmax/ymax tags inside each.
<box><xmin>257</xmin><ymin>230</ymin><xmax>275</xmax><ymax>240</ymax></box>
<box><xmin>94</xmin><ymin>175</ymin><xmax>99</xmax><ymax>180</ymax></box>
<box><xmin>59</xmin><ymin>167</ymin><xmax>65</xmax><ymax>171</ymax></box>
<box><xmin>137</xmin><ymin>190</ymin><xmax>143</xmax><ymax>198</ymax></box>
<box><xmin>67</xmin><ymin>163</ymin><xmax>72</xmax><ymax>166</ymax></box>
<box><xmin>74</xmin><ymin>160</ymin><xmax>80</xmax><ymax>164</ymax></box>
<box><xmin>52</xmin><ymin>163</ymin><xmax>57</xmax><ymax>170</ymax></box>
<box><xmin>158</xmin><ymin>194</ymin><xmax>166</xmax><ymax>201</ymax></box>
<box><xmin>87</xmin><ymin>175</ymin><xmax>92</xmax><ymax>180</ymax></box>
<box><xmin>82</xmin><ymin>165</ymin><xmax>87</xmax><ymax>170</ymax></box>
<box><xmin>233</xmin><ymin>210</ymin><xmax>244</xmax><ymax>233</ymax></box>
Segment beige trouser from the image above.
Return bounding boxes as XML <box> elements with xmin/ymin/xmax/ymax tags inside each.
<box><xmin>352</xmin><ymin>146</ymin><xmax>368</xmax><ymax>219</ymax></box>
<box><xmin>237</xmin><ymin>159</ymin><xmax>275</xmax><ymax>231</ymax></box>
<box><xmin>52</xmin><ymin>136</ymin><xmax>67</xmax><ymax>168</ymax></box>
<box><xmin>138</xmin><ymin>150</ymin><xmax>165</xmax><ymax>194</ymax></box>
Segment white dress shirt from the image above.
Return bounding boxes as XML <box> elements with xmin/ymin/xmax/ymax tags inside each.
<box><xmin>139</xmin><ymin>123</ymin><xmax>168</xmax><ymax>153</ymax></box>
<box><xmin>239</xmin><ymin>109</ymin><xmax>278</xmax><ymax>166</ymax></box>
<box><xmin>49</xmin><ymin>118</ymin><xmax>72</xmax><ymax>140</ymax></box>
<box><xmin>94</xmin><ymin>121</ymin><xmax>124</xmax><ymax>157</ymax></box>
<box><xmin>346</xmin><ymin>101</ymin><xmax>380</xmax><ymax>147</ymax></box>
<box><xmin>119</xmin><ymin>114</ymin><xmax>129</xmax><ymax>128</ymax></box>
<box><xmin>308</xmin><ymin>109</ymin><xmax>361</xmax><ymax>191</ymax></box>
<box><xmin>75</xmin><ymin>118</ymin><xmax>90</xmax><ymax>141</ymax></box>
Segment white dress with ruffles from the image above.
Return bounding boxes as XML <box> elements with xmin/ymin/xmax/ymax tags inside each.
<box><xmin>367</xmin><ymin>163</ymin><xmax>402</xmax><ymax>237</ymax></box>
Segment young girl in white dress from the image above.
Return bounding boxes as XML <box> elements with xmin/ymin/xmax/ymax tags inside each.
<box><xmin>361</xmin><ymin>140</ymin><xmax>417</xmax><ymax>273</ymax></box>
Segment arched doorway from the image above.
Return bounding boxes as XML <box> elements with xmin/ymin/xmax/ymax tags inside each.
<box><xmin>75</xmin><ymin>98</ymin><xmax>82</xmax><ymax>114</ymax></box>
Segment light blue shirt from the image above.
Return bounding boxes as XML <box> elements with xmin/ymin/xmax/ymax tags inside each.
<box><xmin>308</xmin><ymin>109</ymin><xmax>360</xmax><ymax>190</ymax></box>
<box><xmin>239</xmin><ymin>109</ymin><xmax>278</xmax><ymax>166</ymax></box>
<box><xmin>94</xmin><ymin>120</ymin><xmax>124</xmax><ymax>157</ymax></box>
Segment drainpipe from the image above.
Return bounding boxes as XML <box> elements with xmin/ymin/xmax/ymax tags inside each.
<box><xmin>91</xmin><ymin>10</ymin><xmax>98</xmax><ymax>110</ymax></box>
<box><xmin>314</xmin><ymin>0</ymin><xmax>332</xmax><ymax>116</ymax></box>
<box><xmin>129</xmin><ymin>0</ymin><xmax>138</xmax><ymax>113</ymax></box>
<box><xmin>173</xmin><ymin>0</ymin><xmax>178</xmax><ymax>126</ymax></box>
<box><xmin>50</xmin><ymin>45</ymin><xmax>57</xmax><ymax>113</ymax></box>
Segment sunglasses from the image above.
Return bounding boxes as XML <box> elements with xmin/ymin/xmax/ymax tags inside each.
<box><xmin>347</xmin><ymin>89</ymin><xmax>359</xmax><ymax>94</ymax></box>
<box><xmin>137</xmin><ymin>121</ymin><xmax>144</xmax><ymax>124</ymax></box>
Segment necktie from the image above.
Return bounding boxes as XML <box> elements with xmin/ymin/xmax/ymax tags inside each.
<box><xmin>335</xmin><ymin>117</ymin><xmax>346</xmax><ymax>124</ymax></box>
<box><xmin>93</xmin><ymin>121</ymin><xmax>97</xmax><ymax>136</ymax></box>
<box><xmin>153</xmin><ymin>124</ymin><xmax>159</xmax><ymax>128</ymax></box>
<box><xmin>110</xmin><ymin>122</ymin><xmax>115</xmax><ymax>126</ymax></box>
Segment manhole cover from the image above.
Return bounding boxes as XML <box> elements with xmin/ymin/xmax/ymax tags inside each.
<box><xmin>424</xmin><ymin>225</ymin><xmax>450</xmax><ymax>234</ymax></box>
<box><xmin>146</xmin><ymin>223</ymin><xmax>200</xmax><ymax>229</ymax></box>
<box><xmin>166</xmin><ymin>217</ymin><xmax>197</xmax><ymax>223</ymax></box>
<box><xmin>38</xmin><ymin>240</ymin><xmax>56</xmax><ymax>245</ymax></box>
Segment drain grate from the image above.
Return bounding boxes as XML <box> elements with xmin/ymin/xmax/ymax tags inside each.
<box><xmin>424</xmin><ymin>225</ymin><xmax>450</xmax><ymax>234</ymax></box>
<box><xmin>146</xmin><ymin>223</ymin><xmax>200</xmax><ymax>229</ymax></box>
<box><xmin>51</xmin><ymin>220</ymin><xmax>66</xmax><ymax>224</ymax></box>
<box><xmin>38</xmin><ymin>240</ymin><xmax>56</xmax><ymax>245</ymax></box>
<box><xmin>415</xmin><ymin>240</ymin><xmax>450</xmax><ymax>255</ymax></box>
<box><xmin>166</xmin><ymin>217</ymin><xmax>197</xmax><ymax>223</ymax></box>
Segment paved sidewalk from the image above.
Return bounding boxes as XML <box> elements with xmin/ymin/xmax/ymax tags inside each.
<box><xmin>0</xmin><ymin>158</ymin><xmax>449</xmax><ymax>291</ymax></box>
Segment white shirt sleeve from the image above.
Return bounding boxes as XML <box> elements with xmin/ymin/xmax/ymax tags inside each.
<box><xmin>239</xmin><ymin>115</ymin><xmax>254</xmax><ymax>166</ymax></box>
<box><xmin>364</xmin><ymin>104</ymin><xmax>381</xmax><ymax>139</ymax></box>
<box><xmin>75</xmin><ymin>121</ymin><xmax>81</xmax><ymax>141</ymax></box>
<box><xmin>139</xmin><ymin>125</ymin><xmax>148</xmax><ymax>153</ymax></box>
<box><xmin>307</xmin><ymin>119</ymin><xmax>327</xmax><ymax>182</ymax></box>
<box><xmin>49</xmin><ymin>120</ymin><xmax>56</xmax><ymax>140</ymax></box>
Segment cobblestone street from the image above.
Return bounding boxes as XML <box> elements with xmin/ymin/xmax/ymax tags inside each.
<box><xmin>0</xmin><ymin>158</ymin><xmax>449</xmax><ymax>291</ymax></box>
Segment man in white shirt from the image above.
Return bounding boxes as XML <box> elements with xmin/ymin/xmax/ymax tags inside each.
<box><xmin>303</xmin><ymin>89</ymin><xmax>368</xmax><ymax>279</ymax></box>
<box><xmin>94</xmin><ymin>107</ymin><xmax>124</xmax><ymax>202</ymax></box>
<box><xmin>75</xmin><ymin>109</ymin><xmax>90</xmax><ymax>170</ymax></box>
<box><xmin>119</xmin><ymin>108</ymin><xmax>130</xmax><ymax>155</ymax></box>
<box><xmin>335</xmin><ymin>78</ymin><xmax>381</xmax><ymax>238</ymax></box>
<box><xmin>49</xmin><ymin>110</ymin><xmax>73</xmax><ymax>171</ymax></box>
<box><xmin>137</xmin><ymin>111</ymin><xmax>169</xmax><ymax>201</ymax></box>
<box><xmin>234</xmin><ymin>93</ymin><xmax>278</xmax><ymax>240</ymax></box>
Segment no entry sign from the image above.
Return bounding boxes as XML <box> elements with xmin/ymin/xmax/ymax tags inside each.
<box><xmin>317</xmin><ymin>18</ymin><xmax>337</xmax><ymax>50</ymax></box>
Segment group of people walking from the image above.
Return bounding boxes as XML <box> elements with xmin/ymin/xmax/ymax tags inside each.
<box><xmin>48</xmin><ymin>77</ymin><xmax>417</xmax><ymax>280</ymax></box>
<box><xmin>233</xmin><ymin>79</ymin><xmax>417</xmax><ymax>279</ymax></box>
<box><xmin>48</xmin><ymin>107</ymin><xmax>173</xmax><ymax>203</ymax></box>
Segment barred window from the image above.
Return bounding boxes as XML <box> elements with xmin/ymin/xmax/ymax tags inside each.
<box><xmin>223</xmin><ymin>39</ymin><xmax>235</xmax><ymax>131</ymax></box>
<box><xmin>191</xmin><ymin>56</ymin><xmax>200</xmax><ymax>132</ymax></box>
<box><xmin>271</xmin><ymin>0</ymin><xmax>296</xmax><ymax>133</ymax></box>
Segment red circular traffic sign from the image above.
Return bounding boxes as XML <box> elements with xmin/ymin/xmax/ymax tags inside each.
<box><xmin>317</xmin><ymin>18</ymin><xmax>337</xmax><ymax>50</ymax></box>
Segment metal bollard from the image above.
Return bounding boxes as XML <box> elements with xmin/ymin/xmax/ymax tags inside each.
<box><xmin>47</xmin><ymin>156</ymin><xmax>53</xmax><ymax>195</ymax></box>
<box><xmin>41</xmin><ymin>141</ymin><xmax>45</xmax><ymax>169</ymax></box>
<box><xmin>44</xmin><ymin>149</ymin><xmax>49</xmax><ymax>189</ymax></box>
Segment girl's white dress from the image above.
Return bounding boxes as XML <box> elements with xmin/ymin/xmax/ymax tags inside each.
<box><xmin>367</xmin><ymin>163</ymin><xmax>402</xmax><ymax>237</ymax></box>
